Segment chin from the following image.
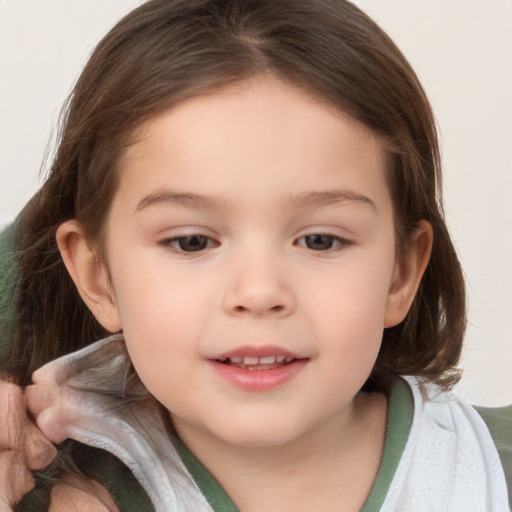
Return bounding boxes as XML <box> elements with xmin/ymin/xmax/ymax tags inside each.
<box><xmin>212</xmin><ymin>420</ymin><xmax>306</xmax><ymax>449</ymax></box>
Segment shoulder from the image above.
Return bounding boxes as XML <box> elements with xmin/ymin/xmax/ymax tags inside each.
<box><xmin>475</xmin><ymin>403</ymin><xmax>512</xmax><ymax>508</ymax></box>
<box><xmin>49</xmin><ymin>475</ymin><xmax>119</xmax><ymax>512</ymax></box>
<box><xmin>475</xmin><ymin>403</ymin><xmax>512</xmax><ymax>447</ymax></box>
<box><xmin>406</xmin><ymin>377</ymin><xmax>511</xmax><ymax>508</ymax></box>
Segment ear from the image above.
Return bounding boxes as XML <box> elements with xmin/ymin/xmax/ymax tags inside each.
<box><xmin>56</xmin><ymin>220</ymin><xmax>122</xmax><ymax>333</ymax></box>
<box><xmin>384</xmin><ymin>220</ymin><xmax>433</xmax><ymax>328</ymax></box>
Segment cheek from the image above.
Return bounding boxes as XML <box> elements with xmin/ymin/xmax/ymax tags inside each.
<box><xmin>309</xmin><ymin>289</ymin><xmax>387</xmax><ymax>395</ymax></box>
<box><xmin>108</xmin><ymin>256</ymin><xmax>219</xmax><ymax>387</ymax></box>
<box><xmin>305</xmin><ymin>256</ymin><xmax>394</xmax><ymax>327</ymax></box>
<box><xmin>111</xmin><ymin>249</ymin><xmax>217</xmax><ymax>328</ymax></box>
<box><xmin>302</xmin><ymin>253</ymin><xmax>394</xmax><ymax>364</ymax></box>
<box><xmin>118</xmin><ymin>286</ymin><xmax>200</xmax><ymax>410</ymax></box>
<box><xmin>314</xmin><ymin>289</ymin><xmax>386</xmax><ymax>362</ymax></box>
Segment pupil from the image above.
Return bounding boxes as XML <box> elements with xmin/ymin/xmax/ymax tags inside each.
<box><xmin>306</xmin><ymin>235</ymin><xmax>333</xmax><ymax>250</ymax></box>
<box><xmin>179</xmin><ymin>236</ymin><xmax>207</xmax><ymax>252</ymax></box>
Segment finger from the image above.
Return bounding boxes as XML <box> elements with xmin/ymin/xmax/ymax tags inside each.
<box><xmin>26</xmin><ymin>386</ymin><xmax>68</xmax><ymax>445</ymax></box>
<box><xmin>0</xmin><ymin>502</ymin><xmax>12</xmax><ymax>512</ymax></box>
<box><xmin>28</xmin><ymin>382</ymin><xmax>110</xmax><ymax>445</ymax></box>
<box><xmin>0</xmin><ymin>383</ymin><xmax>57</xmax><ymax>471</ymax></box>
<box><xmin>0</xmin><ymin>382</ymin><xmax>25</xmax><ymax>450</ymax></box>
<box><xmin>0</xmin><ymin>450</ymin><xmax>35</xmax><ymax>508</ymax></box>
<box><xmin>23</xmin><ymin>423</ymin><xmax>57</xmax><ymax>470</ymax></box>
<box><xmin>25</xmin><ymin>384</ymin><xmax>56</xmax><ymax>418</ymax></box>
<box><xmin>35</xmin><ymin>406</ymin><xmax>79</xmax><ymax>445</ymax></box>
<box><xmin>31</xmin><ymin>358</ymin><xmax>75</xmax><ymax>388</ymax></box>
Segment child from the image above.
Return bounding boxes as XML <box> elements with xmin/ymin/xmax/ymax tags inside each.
<box><xmin>0</xmin><ymin>0</ymin><xmax>510</xmax><ymax>510</ymax></box>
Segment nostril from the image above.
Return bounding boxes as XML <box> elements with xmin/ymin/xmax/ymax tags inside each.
<box><xmin>224</xmin><ymin>287</ymin><xmax>294</xmax><ymax>316</ymax></box>
<box><xmin>232</xmin><ymin>304</ymin><xmax>286</xmax><ymax>314</ymax></box>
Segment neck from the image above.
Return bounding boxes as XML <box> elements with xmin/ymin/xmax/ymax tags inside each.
<box><xmin>172</xmin><ymin>391</ymin><xmax>387</xmax><ymax>512</ymax></box>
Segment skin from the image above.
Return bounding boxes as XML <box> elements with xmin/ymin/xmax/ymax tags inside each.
<box><xmin>48</xmin><ymin>476</ymin><xmax>119</xmax><ymax>512</ymax></box>
<box><xmin>53</xmin><ymin>75</ymin><xmax>432</xmax><ymax>511</ymax></box>
<box><xmin>0</xmin><ymin>381</ymin><xmax>57</xmax><ymax>511</ymax></box>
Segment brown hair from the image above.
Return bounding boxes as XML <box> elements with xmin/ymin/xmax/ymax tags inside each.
<box><xmin>7</xmin><ymin>0</ymin><xmax>465</xmax><ymax>390</ymax></box>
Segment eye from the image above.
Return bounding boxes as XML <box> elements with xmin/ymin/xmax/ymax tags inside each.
<box><xmin>296</xmin><ymin>234</ymin><xmax>351</xmax><ymax>251</ymax></box>
<box><xmin>159</xmin><ymin>235</ymin><xmax>216</xmax><ymax>253</ymax></box>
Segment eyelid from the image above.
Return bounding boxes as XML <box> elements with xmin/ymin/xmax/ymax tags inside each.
<box><xmin>158</xmin><ymin>233</ymin><xmax>220</xmax><ymax>256</ymax></box>
<box><xmin>294</xmin><ymin>233</ymin><xmax>353</xmax><ymax>252</ymax></box>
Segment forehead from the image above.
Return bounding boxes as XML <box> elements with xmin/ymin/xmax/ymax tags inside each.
<box><xmin>116</xmin><ymin>76</ymin><xmax>390</xmax><ymax>211</ymax></box>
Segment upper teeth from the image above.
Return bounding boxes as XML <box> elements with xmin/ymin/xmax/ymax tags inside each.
<box><xmin>227</xmin><ymin>355</ymin><xmax>294</xmax><ymax>365</ymax></box>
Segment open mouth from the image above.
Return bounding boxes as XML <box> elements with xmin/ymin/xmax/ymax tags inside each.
<box><xmin>210</xmin><ymin>352</ymin><xmax>309</xmax><ymax>390</ymax></box>
<box><xmin>216</xmin><ymin>355</ymin><xmax>301</xmax><ymax>371</ymax></box>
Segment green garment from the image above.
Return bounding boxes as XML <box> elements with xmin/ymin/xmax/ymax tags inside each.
<box><xmin>0</xmin><ymin>222</ymin><xmax>511</xmax><ymax>510</ymax></box>
<box><xmin>22</xmin><ymin>379</ymin><xmax>512</xmax><ymax>511</ymax></box>
<box><xmin>0</xmin><ymin>222</ymin><xmax>18</xmax><ymax>362</ymax></box>
<box><xmin>477</xmin><ymin>404</ymin><xmax>512</xmax><ymax>507</ymax></box>
<box><xmin>24</xmin><ymin>378</ymin><xmax>416</xmax><ymax>512</ymax></box>
<box><xmin>172</xmin><ymin>377</ymin><xmax>413</xmax><ymax>512</ymax></box>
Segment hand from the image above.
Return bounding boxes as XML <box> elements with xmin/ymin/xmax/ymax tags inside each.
<box><xmin>25</xmin><ymin>335</ymin><xmax>148</xmax><ymax>446</ymax></box>
<box><xmin>0</xmin><ymin>380</ymin><xmax>57</xmax><ymax>511</ymax></box>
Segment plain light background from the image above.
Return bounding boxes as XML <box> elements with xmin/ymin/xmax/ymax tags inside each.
<box><xmin>1</xmin><ymin>0</ymin><xmax>511</xmax><ymax>406</ymax></box>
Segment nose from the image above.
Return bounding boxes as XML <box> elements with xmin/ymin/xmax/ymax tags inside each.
<box><xmin>222</xmin><ymin>252</ymin><xmax>295</xmax><ymax>318</ymax></box>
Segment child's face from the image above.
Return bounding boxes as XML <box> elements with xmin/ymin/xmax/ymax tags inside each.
<box><xmin>98</xmin><ymin>76</ymin><xmax>410</xmax><ymax>448</ymax></box>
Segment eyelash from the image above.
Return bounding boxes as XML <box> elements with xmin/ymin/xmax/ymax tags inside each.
<box><xmin>294</xmin><ymin>234</ymin><xmax>352</xmax><ymax>252</ymax></box>
<box><xmin>158</xmin><ymin>233</ymin><xmax>352</xmax><ymax>256</ymax></box>
<box><xmin>158</xmin><ymin>235</ymin><xmax>218</xmax><ymax>256</ymax></box>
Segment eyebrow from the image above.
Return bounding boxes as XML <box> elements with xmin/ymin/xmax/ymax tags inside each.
<box><xmin>135</xmin><ymin>189</ymin><xmax>376</xmax><ymax>212</ymax></box>
<box><xmin>136</xmin><ymin>191</ymin><xmax>219</xmax><ymax>212</ymax></box>
<box><xmin>286</xmin><ymin>190</ymin><xmax>377</xmax><ymax>211</ymax></box>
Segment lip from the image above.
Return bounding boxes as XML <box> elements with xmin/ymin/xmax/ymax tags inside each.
<box><xmin>208</xmin><ymin>345</ymin><xmax>308</xmax><ymax>391</ymax></box>
<box><xmin>210</xmin><ymin>344</ymin><xmax>302</xmax><ymax>360</ymax></box>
